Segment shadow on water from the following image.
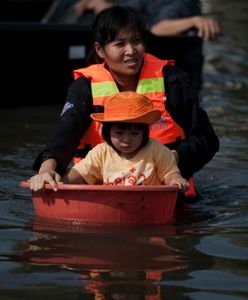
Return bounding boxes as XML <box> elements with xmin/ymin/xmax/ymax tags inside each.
<box><xmin>0</xmin><ymin>0</ymin><xmax>248</xmax><ymax>299</ymax></box>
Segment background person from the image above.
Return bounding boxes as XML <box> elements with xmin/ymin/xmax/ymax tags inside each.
<box><xmin>43</xmin><ymin>0</ymin><xmax>220</xmax><ymax>41</ymax></box>
<box><xmin>42</xmin><ymin>0</ymin><xmax>220</xmax><ymax>91</ymax></box>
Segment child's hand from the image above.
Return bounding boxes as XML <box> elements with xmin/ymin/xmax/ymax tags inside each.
<box><xmin>165</xmin><ymin>172</ymin><xmax>189</xmax><ymax>193</ymax></box>
<box><xmin>171</xmin><ymin>178</ymin><xmax>189</xmax><ymax>193</ymax></box>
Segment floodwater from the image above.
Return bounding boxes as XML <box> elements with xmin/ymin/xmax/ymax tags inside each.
<box><xmin>0</xmin><ymin>0</ymin><xmax>248</xmax><ymax>299</ymax></box>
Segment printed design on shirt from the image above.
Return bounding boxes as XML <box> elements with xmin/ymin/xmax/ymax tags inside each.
<box><xmin>150</xmin><ymin>115</ymin><xmax>168</xmax><ymax>131</ymax></box>
<box><xmin>104</xmin><ymin>164</ymin><xmax>152</xmax><ymax>186</ymax></box>
<box><xmin>60</xmin><ymin>102</ymin><xmax>74</xmax><ymax>116</ymax></box>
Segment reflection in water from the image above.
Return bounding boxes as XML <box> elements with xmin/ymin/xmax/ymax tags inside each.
<box><xmin>17</xmin><ymin>219</ymin><xmax>191</xmax><ymax>299</ymax></box>
<box><xmin>11</xmin><ymin>218</ymin><xmax>217</xmax><ymax>299</ymax></box>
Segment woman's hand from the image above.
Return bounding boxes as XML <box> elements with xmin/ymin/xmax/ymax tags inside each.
<box><xmin>30</xmin><ymin>171</ymin><xmax>61</xmax><ymax>192</ymax></box>
<box><xmin>29</xmin><ymin>159</ymin><xmax>61</xmax><ymax>192</ymax></box>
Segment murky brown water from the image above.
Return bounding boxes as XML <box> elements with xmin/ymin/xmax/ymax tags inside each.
<box><xmin>0</xmin><ymin>0</ymin><xmax>248</xmax><ymax>299</ymax></box>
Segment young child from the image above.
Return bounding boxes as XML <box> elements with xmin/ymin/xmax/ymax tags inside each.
<box><xmin>62</xmin><ymin>92</ymin><xmax>189</xmax><ymax>192</ymax></box>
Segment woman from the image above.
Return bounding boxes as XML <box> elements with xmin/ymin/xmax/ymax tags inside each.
<box><xmin>31</xmin><ymin>6</ymin><xmax>219</xmax><ymax>200</ymax></box>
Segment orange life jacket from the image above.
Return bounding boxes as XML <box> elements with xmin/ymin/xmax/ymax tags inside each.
<box><xmin>73</xmin><ymin>53</ymin><xmax>196</xmax><ymax>197</ymax></box>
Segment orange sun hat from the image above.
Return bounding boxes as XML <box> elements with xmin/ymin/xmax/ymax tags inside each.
<box><xmin>90</xmin><ymin>91</ymin><xmax>161</xmax><ymax>125</ymax></box>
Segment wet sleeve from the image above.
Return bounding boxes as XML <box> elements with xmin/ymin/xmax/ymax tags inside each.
<box><xmin>163</xmin><ymin>65</ymin><xmax>219</xmax><ymax>179</ymax></box>
<box><xmin>33</xmin><ymin>77</ymin><xmax>93</xmax><ymax>175</ymax></box>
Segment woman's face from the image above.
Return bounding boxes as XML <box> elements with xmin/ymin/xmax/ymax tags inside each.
<box><xmin>110</xmin><ymin>124</ymin><xmax>144</xmax><ymax>159</ymax></box>
<box><xmin>95</xmin><ymin>27</ymin><xmax>145</xmax><ymax>79</ymax></box>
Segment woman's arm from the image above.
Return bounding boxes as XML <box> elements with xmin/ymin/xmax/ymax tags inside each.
<box><xmin>33</xmin><ymin>77</ymin><xmax>92</xmax><ymax>173</ymax></box>
<box><xmin>163</xmin><ymin>65</ymin><xmax>219</xmax><ymax>179</ymax></box>
<box><xmin>30</xmin><ymin>77</ymin><xmax>93</xmax><ymax>191</ymax></box>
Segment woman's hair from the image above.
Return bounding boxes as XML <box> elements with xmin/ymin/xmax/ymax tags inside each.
<box><xmin>101</xmin><ymin>122</ymin><xmax>149</xmax><ymax>151</ymax></box>
<box><xmin>86</xmin><ymin>6</ymin><xmax>146</xmax><ymax>65</ymax></box>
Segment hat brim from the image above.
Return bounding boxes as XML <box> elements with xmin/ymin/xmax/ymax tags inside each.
<box><xmin>90</xmin><ymin>110</ymin><xmax>162</xmax><ymax>125</ymax></box>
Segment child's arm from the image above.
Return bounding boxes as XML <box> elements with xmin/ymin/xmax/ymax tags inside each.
<box><xmin>163</xmin><ymin>171</ymin><xmax>189</xmax><ymax>193</ymax></box>
<box><xmin>62</xmin><ymin>168</ymin><xmax>87</xmax><ymax>184</ymax></box>
<box><xmin>153</xmin><ymin>140</ymin><xmax>189</xmax><ymax>191</ymax></box>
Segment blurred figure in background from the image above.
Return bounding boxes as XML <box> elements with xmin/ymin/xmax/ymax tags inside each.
<box><xmin>43</xmin><ymin>0</ymin><xmax>220</xmax><ymax>41</ymax></box>
<box><xmin>42</xmin><ymin>0</ymin><xmax>221</xmax><ymax>91</ymax></box>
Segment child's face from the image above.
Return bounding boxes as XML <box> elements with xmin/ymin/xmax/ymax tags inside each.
<box><xmin>110</xmin><ymin>124</ymin><xmax>144</xmax><ymax>159</ymax></box>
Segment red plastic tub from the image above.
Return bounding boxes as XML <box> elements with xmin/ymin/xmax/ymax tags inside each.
<box><xmin>20</xmin><ymin>181</ymin><xmax>178</xmax><ymax>225</ymax></box>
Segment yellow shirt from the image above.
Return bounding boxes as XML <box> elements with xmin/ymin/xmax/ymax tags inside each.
<box><xmin>73</xmin><ymin>138</ymin><xmax>179</xmax><ymax>186</ymax></box>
